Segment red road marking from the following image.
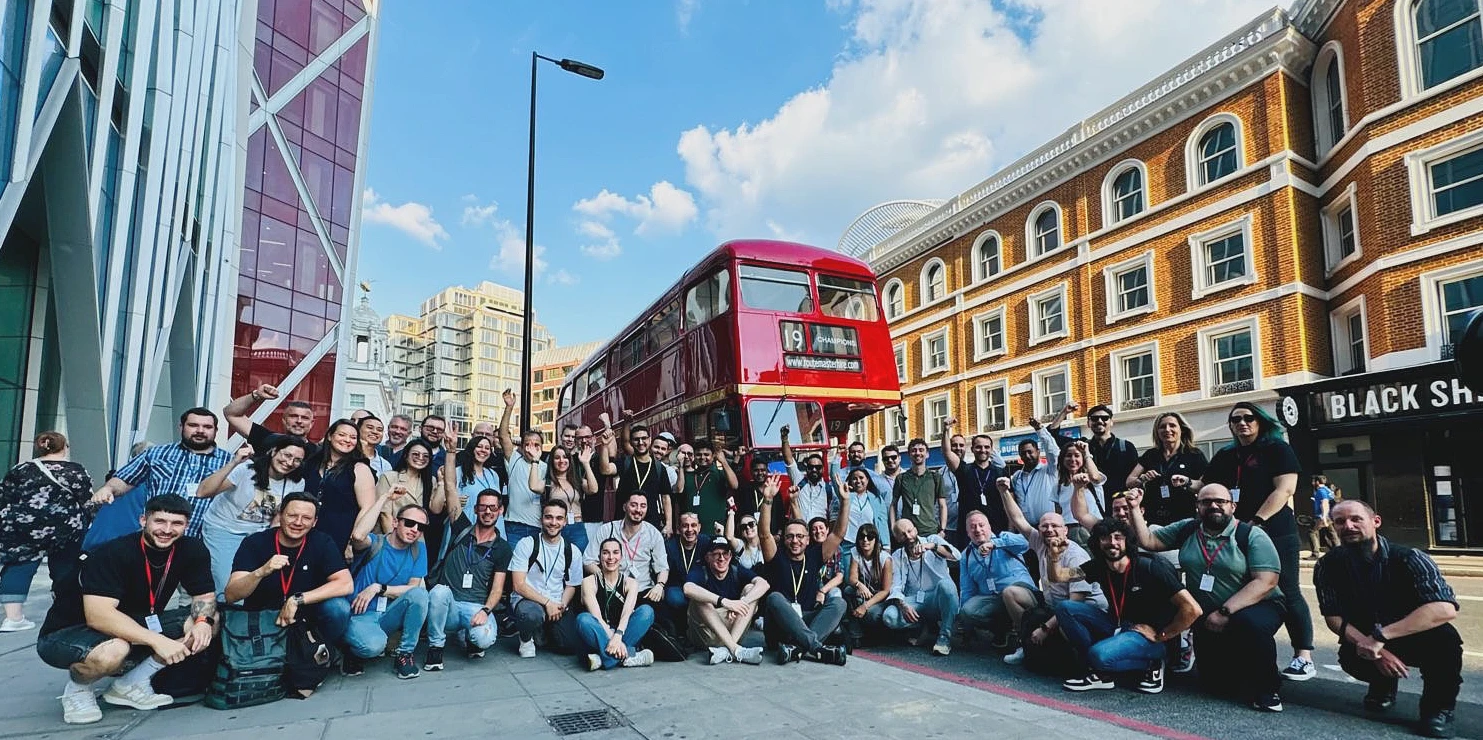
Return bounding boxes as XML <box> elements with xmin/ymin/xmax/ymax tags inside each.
<box><xmin>854</xmin><ymin>650</ymin><xmax>1213</xmax><ymax>740</ymax></box>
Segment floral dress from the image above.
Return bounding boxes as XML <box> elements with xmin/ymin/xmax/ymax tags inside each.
<box><xmin>0</xmin><ymin>460</ymin><xmax>95</xmax><ymax>565</ymax></box>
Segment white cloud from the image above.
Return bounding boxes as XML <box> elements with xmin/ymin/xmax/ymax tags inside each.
<box><xmin>573</xmin><ymin>181</ymin><xmax>699</xmax><ymax>236</ymax></box>
<box><xmin>361</xmin><ymin>189</ymin><xmax>450</xmax><ymax>248</ymax></box>
<box><xmin>549</xmin><ymin>268</ymin><xmax>579</xmax><ymax>285</ymax></box>
<box><xmin>460</xmin><ymin>196</ymin><xmax>549</xmax><ymax>277</ymax></box>
<box><xmin>677</xmin><ymin>0</ymin><xmax>699</xmax><ymax>33</ymax></box>
<box><xmin>674</xmin><ymin>0</ymin><xmax>1276</xmax><ymax>247</ymax></box>
<box><xmin>460</xmin><ymin>194</ymin><xmax>498</xmax><ymax>227</ymax></box>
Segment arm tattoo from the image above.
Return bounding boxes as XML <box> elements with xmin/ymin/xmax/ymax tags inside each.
<box><xmin>191</xmin><ymin>596</ymin><xmax>217</xmax><ymax>619</ymax></box>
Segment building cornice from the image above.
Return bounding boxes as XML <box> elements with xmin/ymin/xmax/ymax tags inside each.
<box><xmin>868</xmin><ymin>8</ymin><xmax>1314</xmax><ymax>275</ymax></box>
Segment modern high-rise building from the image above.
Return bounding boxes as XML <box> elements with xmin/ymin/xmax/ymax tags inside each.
<box><xmin>0</xmin><ymin>0</ymin><xmax>378</xmax><ymax>474</ymax></box>
<box><xmin>530</xmin><ymin>341</ymin><xmax>602</xmax><ymax>441</ymax></box>
<box><xmin>386</xmin><ymin>281</ymin><xmax>554</xmax><ymax>438</ymax></box>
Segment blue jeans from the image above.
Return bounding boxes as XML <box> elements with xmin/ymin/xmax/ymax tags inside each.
<box><xmin>882</xmin><ymin>580</ymin><xmax>960</xmax><ymax>642</ymax></box>
<box><xmin>576</xmin><ymin>605</ymin><xmax>655</xmax><ymax>669</ymax></box>
<box><xmin>0</xmin><ymin>560</ymin><xmax>41</xmax><ymax>603</ymax></box>
<box><xmin>663</xmin><ymin>586</ymin><xmax>688</xmax><ymax>614</ymax></box>
<box><xmin>307</xmin><ymin>597</ymin><xmax>352</xmax><ymax>645</ymax></box>
<box><xmin>561</xmin><ymin>523</ymin><xmax>589</xmax><ymax>553</ymax></box>
<box><xmin>343</xmin><ymin>586</ymin><xmax>429</xmax><ymax>657</ymax></box>
<box><xmin>426</xmin><ymin>584</ymin><xmax>497</xmax><ymax>649</ymax></box>
<box><xmin>1054</xmin><ymin>598</ymin><xmax>1164</xmax><ymax>673</ymax></box>
<box><xmin>505</xmin><ymin>522</ymin><xmax>541</xmax><ymax>548</ymax></box>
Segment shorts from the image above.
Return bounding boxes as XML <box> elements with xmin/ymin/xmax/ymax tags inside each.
<box><xmin>37</xmin><ymin>608</ymin><xmax>188</xmax><ymax>671</ymax></box>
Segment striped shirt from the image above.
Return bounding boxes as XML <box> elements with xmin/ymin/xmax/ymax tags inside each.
<box><xmin>115</xmin><ymin>442</ymin><xmax>233</xmax><ymax>537</ymax></box>
<box><xmin>1313</xmin><ymin>535</ymin><xmax>1458</xmax><ymax>627</ymax></box>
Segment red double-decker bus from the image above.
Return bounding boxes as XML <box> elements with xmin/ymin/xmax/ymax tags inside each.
<box><xmin>556</xmin><ymin>239</ymin><xmax>901</xmax><ymax>457</ymax></box>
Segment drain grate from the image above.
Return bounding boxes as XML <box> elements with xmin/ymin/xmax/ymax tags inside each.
<box><xmin>547</xmin><ymin>709</ymin><xmax>626</xmax><ymax>736</ymax></box>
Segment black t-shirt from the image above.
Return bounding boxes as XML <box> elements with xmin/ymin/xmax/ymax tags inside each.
<box><xmin>1135</xmin><ymin>448</ymin><xmax>1208</xmax><ymax>526</ymax></box>
<box><xmin>762</xmin><ymin>543</ymin><xmax>824</xmax><ymax>605</ymax></box>
<box><xmin>248</xmin><ymin>422</ymin><xmax>321</xmax><ymax>459</ymax></box>
<box><xmin>736</xmin><ymin>482</ymin><xmax>787</xmax><ymax>534</ymax></box>
<box><xmin>1089</xmin><ymin>435</ymin><xmax>1139</xmax><ymax>497</ymax></box>
<box><xmin>41</xmin><ymin>534</ymin><xmax>214</xmax><ymax>636</ymax></box>
<box><xmin>230</xmin><ymin>529</ymin><xmax>348</xmax><ymax>610</ymax></box>
<box><xmin>687</xmin><ymin>564</ymin><xmax>759</xmax><ymax>600</ymax></box>
<box><xmin>1204</xmin><ymin>439</ymin><xmax>1302</xmax><ymax>538</ymax></box>
<box><xmin>666</xmin><ymin>535</ymin><xmax>712</xmax><ymax>586</ymax></box>
<box><xmin>616</xmin><ymin>455</ymin><xmax>671</xmax><ymax>529</ymax></box>
<box><xmin>952</xmin><ymin>462</ymin><xmax>1007</xmax><ymax>533</ymax></box>
<box><xmin>1081</xmin><ymin>553</ymin><xmax>1184</xmax><ymax>629</ymax></box>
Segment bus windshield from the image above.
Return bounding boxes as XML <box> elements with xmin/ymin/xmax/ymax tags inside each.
<box><xmin>739</xmin><ymin>265</ymin><xmax>813</xmax><ymax>313</ymax></box>
<box><xmin>747</xmin><ymin>399</ymin><xmax>826</xmax><ymax>447</ymax></box>
<box><xmin>817</xmin><ymin>274</ymin><xmax>878</xmax><ymax>322</ymax></box>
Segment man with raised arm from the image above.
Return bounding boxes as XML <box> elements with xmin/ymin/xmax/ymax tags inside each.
<box><xmin>1009</xmin><ymin>404</ymin><xmax>1073</xmax><ymax>526</ymax></box>
<box><xmin>780</xmin><ymin>425</ymin><xmax>835</xmax><ymax>523</ymax></box>
<box><xmin>758</xmin><ymin>474</ymin><xmax>851</xmax><ymax>665</ymax></box>
<box><xmin>596</xmin><ymin>423</ymin><xmax>674</xmax><ymax>536</ymax></box>
<box><xmin>342</xmin><ymin>492</ymin><xmax>430</xmax><ymax>680</ymax></box>
<box><xmin>222</xmin><ymin>382</ymin><xmax>319</xmax><ymax>455</ymax></box>
<box><xmin>942</xmin><ymin>417</ymin><xmax>1007</xmax><ymax>539</ymax></box>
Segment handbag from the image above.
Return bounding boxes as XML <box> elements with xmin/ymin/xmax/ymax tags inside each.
<box><xmin>283</xmin><ymin>619</ymin><xmax>334</xmax><ymax>693</ymax></box>
<box><xmin>206</xmin><ymin>608</ymin><xmax>287</xmax><ymax>709</ymax></box>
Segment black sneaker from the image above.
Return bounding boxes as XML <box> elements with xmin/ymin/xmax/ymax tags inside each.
<box><xmin>1250</xmin><ymin>692</ymin><xmax>1283</xmax><ymax>713</ymax></box>
<box><xmin>810</xmin><ymin>644</ymin><xmax>847</xmax><ymax>666</ymax></box>
<box><xmin>394</xmin><ymin>652</ymin><xmax>420</xmax><ymax>680</ymax></box>
<box><xmin>340</xmin><ymin>653</ymin><xmax>365</xmax><ymax>677</ymax></box>
<box><xmin>1136</xmin><ymin>663</ymin><xmax>1165</xmax><ymax>694</ymax></box>
<box><xmin>1363</xmin><ymin>687</ymin><xmax>1397</xmax><ymax>712</ymax></box>
<box><xmin>777</xmin><ymin>643</ymin><xmax>802</xmax><ymax>665</ymax></box>
<box><xmin>1062</xmin><ymin>673</ymin><xmax>1115</xmax><ymax>692</ymax></box>
<box><xmin>1420</xmin><ymin>710</ymin><xmax>1455</xmax><ymax>738</ymax></box>
<box><xmin>466</xmin><ymin>644</ymin><xmax>486</xmax><ymax>660</ymax></box>
<box><xmin>423</xmin><ymin>646</ymin><xmax>444</xmax><ymax>672</ymax></box>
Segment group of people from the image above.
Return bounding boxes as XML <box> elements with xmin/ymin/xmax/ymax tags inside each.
<box><xmin>0</xmin><ymin>390</ymin><xmax>1462</xmax><ymax>737</ymax></box>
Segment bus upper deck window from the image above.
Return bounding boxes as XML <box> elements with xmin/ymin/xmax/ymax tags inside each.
<box><xmin>817</xmin><ymin>274</ymin><xmax>878</xmax><ymax>321</ymax></box>
<box><xmin>739</xmin><ymin>265</ymin><xmax>812</xmax><ymax>314</ymax></box>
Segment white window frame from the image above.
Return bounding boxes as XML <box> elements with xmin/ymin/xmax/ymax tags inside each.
<box><xmin>1109</xmin><ymin>341</ymin><xmax>1161</xmax><ymax>412</ymax></box>
<box><xmin>1405</xmin><ymin>127</ymin><xmax>1483</xmax><ymax>235</ymax></box>
<box><xmin>1330</xmin><ymin>295</ymin><xmax>1369</xmax><ymax>376</ymax></box>
<box><xmin>1188</xmin><ymin>214</ymin><xmax>1257</xmax><ymax>299</ymax></box>
<box><xmin>975</xmin><ymin>380</ymin><xmax>1009</xmax><ymax>434</ymax></box>
<box><xmin>883</xmin><ymin>278</ymin><xmax>906</xmax><ymax>319</ymax></box>
<box><xmin>1321</xmin><ymin>183</ymin><xmax>1363</xmax><ymax>274</ymax></box>
<box><xmin>972</xmin><ymin>305</ymin><xmax>1008</xmax><ymax>361</ymax></box>
<box><xmin>920</xmin><ymin>258</ymin><xmax>949</xmax><ymax>306</ymax></box>
<box><xmin>920</xmin><ymin>327</ymin><xmax>950</xmax><ymax>376</ymax></box>
<box><xmin>1027</xmin><ymin>283</ymin><xmax>1069</xmax><ymax>346</ymax></box>
<box><xmin>1103</xmin><ymin>250</ymin><xmax>1157</xmax><ymax>324</ymax></box>
<box><xmin>1025</xmin><ymin>202</ymin><xmax>1064</xmax><ymax>258</ymax></box>
<box><xmin>885</xmin><ymin>407</ymin><xmax>907</xmax><ymax>445</ymax></box>
<box><xmin>1312</xmin><ymin>42</ymin><xmax>1350</xmax><ymax>155</ymax></box>
<box><xmin>893</xmin><ymin>342</ymin><xmax>907</xmax><ymax>383</ymax></box>
<box><xmin>1185</xmin><ymin>113</ymin><xmax>1246</xmax><ymax>190</ymax></box>
<box><xmin>1031</xmin><ymin>363</ymin><xmax>1073</xmax><ymax>420</ymax></box>
<box><xmin>924</xmin><ymin>393</ymin><xmax>951</xmax><ymax>442</ymax></box>
<box><xmin>971</xmin><ymin>230</ymin><xmax>1003</xmax><ymax>283</ymax></box>
<box><xmin>1196</xmin><ymin>316</ymin><xmax>1262</xmax><ymax>397</ymax></box>
<box><xmin>1395</xmin><ymin>0</ymin><xmax>1483</xmax><ymax>100</ymax></box>
<box><xmin>1420</xmin><ymin>261</ymin><xmax>1483</xmax><ymax>359</ymax></box>
<box><xmin>1101</xmin><ymin>159</ymin><xmax>1149</xmax><ymax>227</ymax></box>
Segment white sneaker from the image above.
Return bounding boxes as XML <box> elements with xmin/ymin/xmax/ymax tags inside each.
<box><xmin>60</xmin><ymin>690</ymin><xmax>102</xmax><ymax>724</ymax></box>
<box><xmin>1002</xmin><ymin>647</ymin><xmax>1025</xmax><ymax>665</ymax></box>
<box><xmin>708</xmin><ymin>646</ymin><xmax>733</xmax><ymax>665</ymax></box>
<box><xmin>734</xmin><ymin>646</ymin><xmax>764</xmax><ymax>665</ymax></box>
<box><xmin>585</xmin><ymin>653</ymin><xmax>602</xmax><ymax>672</ymax></box>
<box><xmin>622</xmin><ymin>649</ymin><xmax>655</xmax><ymax>668</ymax></box>
<box><xmin>0</xmin><ymin>617</ymin><xmax>35</xmax><ymax>632</ymax></box>
<box><xmin>101</xmin><ymin>681</ymin><xmax>172</xmax><ymax>710</ymax></box>
<box><xmin>1281</xmin><ymin>656</ymin><xmax>1316</xmax><ymax>681</ymax></box>
<box><xmin>518</xmin><ymin>639</ymin><xmax>536</xmax><ymax>658</ymax></box>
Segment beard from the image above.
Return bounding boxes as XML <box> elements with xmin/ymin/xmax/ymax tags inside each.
<box><xmin>181</xmin><ymin>435</ymin><xmax>215</xmax><ymax>451</ymax></box>
<box><xmin>1201</xmin><ymin>511</ymin><xmax>1231</xmax><ymax>531</ymax></box>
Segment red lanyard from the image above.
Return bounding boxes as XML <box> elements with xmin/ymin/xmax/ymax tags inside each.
<box><xmin>1105</xmin><ymin>563</ymin><xmax>1133</xmax><ymax>623</ymax></box>
<box><xmin>276</xmin><ymin>535</ymin><xmax>307</xmax><ymax>597</ymax></box>
<box><xmin>1197</xmin><ymin>530</ymin><xmax>1229</xmax><ymax>569</ymax></box>
<box><xmin>140</xmin><ymin>537</ymin><xmax>176</xmax><ymax>615</ymax></box>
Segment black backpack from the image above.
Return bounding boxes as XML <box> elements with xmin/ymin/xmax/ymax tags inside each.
<box><xmin>526</xmin><ymin>536</ymin><xmax>575</xmax><ymax>586</ymax></box>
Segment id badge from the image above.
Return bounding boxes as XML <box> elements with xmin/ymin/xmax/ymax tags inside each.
<box><xmin>375</xmin><ymin>596</ymin><xmax>388</xmax><ymax>613</ymax></box>
<box><xmin>1113</xmin><ymin>627</ymin><xmax>1123</xmax><ymax>636</ymax></box>
<box><xmin>790</xmin><ymin>601</ymin><xmax>804</xmax><ymax>618</ymax></box>
<box><xmin>1199</xmin><ymin>573</ymin><xmax>1216</xmax><ymax>592</ymax></box>
<box><xmin>979</xmin><ymin>493</ymin><xmax>987</xmax><ymax>507</ymax></box>
<box><xmin>1229</xmin><ymin>487</ymin><xmax>1241</xmax><ymax>503</ymax></box>
<box><xmin>1160</xmin><ymin>485</ymin><xmax>1170</xmax><ymax>500</ymax></box>
<box><xmin>912</xmin><ymin>502</ymin><xmax>922</xmax><ymax>516</ymax></box>
<box><xmin>692</xmin><ymin>494</ymin><xmax>701</xmax><ymax>507</ymax></box>
<box><xmin>145</xmin><ymin>614</ymin><xmax>163</xmax><ymax>633</ymax></box>
<box><xmin>462</xmin><ymin>573</ymin><xmax>474</xmax><ymax>589</ymax></box>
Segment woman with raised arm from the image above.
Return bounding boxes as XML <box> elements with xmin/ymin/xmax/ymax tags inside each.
<box><xmin>531</xmin><ymin>445</ymin><xmax>598</xmax><ymax>552</ymax></box>
<box><xmin>1056</xmin><ymin>440</ymin><xmax>1105</xmax><ymax>546</ymax></box>
<box><xmin>722</xmin><ymin>509</ymin><xmax>766</xmax><ymax>569</ymax></box>
<box><xmin>376</xmin><ymin>439</ymin><xmax>439</xmax><ymax>535</ymax></box>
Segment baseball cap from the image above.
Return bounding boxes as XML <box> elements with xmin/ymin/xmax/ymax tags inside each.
<box><xmin>656</xmin><ymin>431</ymin><xmax>678</xmax><ymax>445</ymax></box>
<box><xmin>705</xmin><ymin>538</ymin><xmax>734</xmax><ymax>555</ymax></box>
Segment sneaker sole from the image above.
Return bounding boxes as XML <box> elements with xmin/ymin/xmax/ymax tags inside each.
<box><xmin>1136</xmin><ymin>684</ymin><xmax>1165</xmax><ymax>694</ymax></box>
<box><xmin>423</xmin><ymin>664</ymin><xmax>444</xmax><ymax>671</ymax></box>
<box><xmin>1281</xmin><ymin>671</ymin><xmax>1315</xmax><ymax>682</ymax></box>
<box><xmin>1063</xmin><ymin>683</ymin><xmax>1116</xmax><ymax>692</ymax></box>
<box><xmin>100</xmin><ymin>693</ymin><xmax>170</xmax><ymax>710</ymax></box>
<box><xmin>396</xmin><ymin>672</ymin><xmax>421</xmax><ymax>680</ymax></box>
<box><xmin>1252</xmin><ymin>703</ymin><xmax>1284</xmax><ymax>712</ymax></box>
<box><xmin>62</xmin><ymin>713</ymin><xmax>103</xmax><ymax>724</ymax></box>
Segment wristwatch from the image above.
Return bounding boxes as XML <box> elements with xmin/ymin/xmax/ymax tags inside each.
<box><xmin>1371</xmin><ymin>625</ymin><xmax>1387</xmax><ymax>643</ymax></box>
<box><xmin>1216</xmin><ymin>606</ymin><xmax>1232</xmax><ymax>617</ymax></box>
<box><xmin>715</xmin><ymin>595</ymin><xmax>725</xmax><ymax>608</ymax></box>
<box><xmin>292</xmin><ymin>593</ymin><xmax>305</xmax><ymax>607</ymax></box>
<box><xmin>377</xmin><ymin>583</ymin><xmax>388</xmax><ymax>596</ymax></box>
<box><xmin>1251</xmin><ymin>515</ymin><xmax>1267</xmax><ymax>526</ymax></box>
<box><xmin>479</xmin><ymin>606</ymin><xmax>493</xmax><ymax>616</ymax></box>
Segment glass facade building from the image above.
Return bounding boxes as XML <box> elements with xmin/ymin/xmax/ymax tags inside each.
<box><xmin>0</xmin><ymin>0</ymin><xmax>379</xmax><ymax>474</ymax></box>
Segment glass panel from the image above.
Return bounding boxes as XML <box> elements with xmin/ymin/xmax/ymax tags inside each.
<box><xmin>1442</xmin><ymin>274</ymin><xmax>1483</xmax><ymax>341</ymax></box>
<box><xmin>1113</xmin><ymin>168</ymin><xmax>1144</xmax><ymax>221</ymax></box>
<box><xmin>1325</xmin><ymin>61</ymin><xmax>1345</xmax><ymax>142</ymax></box>
<box><xmin>1040</xmin><ymin>372</ymin><xmax>1068</xmax><ymax>414</ymax></box>
<box><xmin>0</xmin><ymin>0</ymin><xmax>26</xmax><ymax>189</ymax></box>
<box><xmin>978</xmin><ymin>236</ymin><xmax>1000</xmax><ymax>277</ymax></box>
<box><xmin>1034</xmin><ymin>209</ymin><xmax>1060</xmax><ymax>254</ymax></box>
<box><xmin>1117</xmin><ymin>266</ymin><xmax>1149</xmax><ymax>312</ymax></box>
<box><xmin>747</xmin><ymin>399</ymin><xmax>825</xmax><ymax>447</ymax></box>
<box><xmin>886</xmin><ymin>284</ymin><xmax>903</xmax><ymax>317</ymax></box>
<box><xmin>1347</xmin><ymin>312</ymin><xmax>1366</xmax><ymax>372</ymax></box>
<box><xmin>817</xmin><ymin>274</ymin><xmax>878</xmax><ymax>321</ymax></box>
<box><xmin>1214</xmin><ymin>331</ymin><xmax>1254</xmax><ymax>385</ymax></box>
<box><xmin>1038</xmin><ymin>295</ymin><xmax>1064</xmax><ymax>336</ymax></box>
<box><xmin>1431</xmin><ymin>147</ymin><xmax>1483</xmax><ymax>215</ymax></box>
<box><xmin>35</xmin><ymin>26</ymin><xmax>65</xmax><ymax>120</ymax></box>
<box><xmin>980</xmin><ymin>315</ymin><xmax>1003</xmax><ymax>353</ymax></box>
<box><xmin>738</xmin><ymin>264</ymin><xmax>812</xmax><ymax>313</ymax></box>
<box><xmin>1417</xmin><ymin>0</ymin><xmax>1483</xmax><ymax>88</ymax></box>
<box><xmin>1199</xmin><ymin>123</ymin><xmax>1239</xmax><ymax>183</ymax></box>
<box><xmin>980</xmin><ymin>386</ymin><xmax>1006</xmax><ymax>432</ymax></box>
<box><xmin>1204</xmin><ymin>233</ymin><xmax>1247</xmax><ymax>285</ymax></box>
<box><xmin>1122</xmin><ymin>353</ymin><xmax>1154</xmax><ymax>402</ymax></box>
<box><xmin>1337</xmin><ymin>206</ymin><xmax>1357</xmax><ymax>257</ymax></box>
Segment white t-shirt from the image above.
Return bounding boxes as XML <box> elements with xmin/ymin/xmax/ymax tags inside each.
<box><xmin>202</xmin><ymin>462</ymin><xmax>305</xmax><ymax>537</ymax></box>
<box><xmin>505</xmin><ymin>455</ymin><xmax>547</xmax><ymax>527</ymax></box>
<box><xmin>585</xmin><ymin>520</ymin><xmax>667</xmax><ymax>589</ymax></box>
<box><xmin>1026</xmin><ymin>530</ymin><xmax>1106</xmax><ymax>609</ymax></box>
<box><xmin>510</xmin><ymin>535</ymin><xmax>585</xmax><ymax>604</ymax></box>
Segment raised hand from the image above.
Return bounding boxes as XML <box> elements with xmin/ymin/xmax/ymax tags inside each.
<box><xmin>234</xmin><ymin>444</ymin><xmax>254</xmax><ymax>462</ymax></box>
<box><xmin>502</xmin><ymin>388</ymin><xmax>516</xmax><ymax>408</ymax></box>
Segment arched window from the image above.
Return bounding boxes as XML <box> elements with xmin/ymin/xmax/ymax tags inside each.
<box><xmin>972</xmin><ymin>231</ymin><xmax>1002</xmax><ymax>281</ymax></box>
<box><xmin>921</xmin><ymin>259</ymin><xmax>947</xmax><ymax>304</ymax></box>
<box><xmin>1099</xmin><ymin>159</ymin><xmax>1148</xmax><ymax>225</ymax></box>
<box><xmin>1414</xmin><ymin>0</ymin><xmax>1483</xmax><ymax>90</ymax></box>
<box><xmin>1187</xmin><ymin>114</ymin><xmax>1245</xmax><ymax>188</ymax></box>
<box><xmin>884</xmin><ymin>279</ymin><xmax>905</xmax><ymax>319</ymax></box>
<box><xmin>1027</xmin><ymin>203</ymin><xmax>1062</xmax><ymax>257</ymax></box>
<box><xmin>1313</xmin><ymin>44</ymin><xmax>1348</xmax><ymax>154</ymax></box>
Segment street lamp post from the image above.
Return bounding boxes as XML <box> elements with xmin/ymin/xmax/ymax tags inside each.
<box><xmin>521</xmin><ymin>52</ymin><xmax>604</xmax><ymax>435</ymax></box>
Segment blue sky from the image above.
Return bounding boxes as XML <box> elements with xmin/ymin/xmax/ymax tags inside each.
<box><xmin>355</xmin><ymin>0</ymin><xmax>1277</xmax><ymax>347</ymax></box>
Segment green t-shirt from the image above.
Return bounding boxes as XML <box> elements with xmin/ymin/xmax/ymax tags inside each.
<box><xmin>892</xmin><ymin>469</ymin><xmax>944</xmax><ymax>535</ymax></box>
<box><xmin>682</xmin><ymin>466</ymin><xmax>731</xmax><ymax>535</ymax></box>
<box><xmin>1153</xmin><ymin>517</ymin><xmax>1284</xmax><ymax>610</ymax></box>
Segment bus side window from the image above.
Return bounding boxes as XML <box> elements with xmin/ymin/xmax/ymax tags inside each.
<box><xmin>685</xmin><ymin>270</ymin><xmax>731</xmax><ymax>328</ymax></box>
<box><xmin>573</xmin><ymin>371</ymin><xmax>589</xmax><ymax>403</ymax></box>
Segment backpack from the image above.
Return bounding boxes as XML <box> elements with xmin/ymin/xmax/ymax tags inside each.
<box><xmin>526</xmin><ymin>536</ymin><xmax>575</xmax><ymax>587</ymax></box>
<box><xmin>206</xmin><ymin>608</ymin><xmax>286</xmax><ymax>710</ymax></box>
<box><xmin>1171</xmin><ymin>520</ymin><xmax>1255</xmax><ymax>558</ymax></box>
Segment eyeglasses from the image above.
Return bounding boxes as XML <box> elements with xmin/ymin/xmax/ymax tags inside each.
<box><xmin>1088</xmin><ymin>415</ymin><xmax>1111</xmax><ymax>423</ymax></box>
<box><xmin>1197</xmin><ymin>499</ymin><xmax>1232</xmax><ymax>507</ymax></box>
<box><xmin>1228</xmin><ymin>414</ymin><xmax>1257</xmax><ymax>424</ymax></box>
<box><xmin>474</xmin><ymin>504</ymin><xmax>500</xmax><ymax>512</ymax></box>
<box><xmin>398</xmin><ymin>518</ymin><xmax>428</xmax><ymax>531</ymax></box>
<box><xmin>631</xmin><ymin>435</ymin><xmax>650</xmax><ymax>442</ymax></box>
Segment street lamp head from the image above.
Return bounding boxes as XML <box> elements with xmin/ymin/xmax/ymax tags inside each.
<box><xmin>558</xmin><ymin>58</ymin><xmax>605</xmax><ymax>80</ymax></box>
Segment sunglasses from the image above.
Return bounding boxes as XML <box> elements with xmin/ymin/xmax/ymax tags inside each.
<box><xmin>398</xmin><ymin>518</ymin><xmax>428</xmax><ymax>532</ymax></box>
<box><xmin>1197</xmin><ymin>499</ymin><xmax>1232</xmax><ymax>507</ymax></box>
<box><xmin>883</xmin><ymin>455</ymin><xmax>899</xmax><ymax>461</ymax></box>
<box><xmin>741</xmin><ymin>521</ymin><xmax>757</xmax><ymax>528</ymax></box>
<box><xmin>1228</xmin><ymin>414</ymin><xmax>1257</xmax><ymax>424</ymax></box>
<box><xmin>1089</xmin><ymin>415</ymin><xmax>1111</xmax><ymax>422</ymax></box>
<box><xmin>474</xmin><ymin>504</ymin><xmax>500</xmax><ymax>512</ymax></box>
<box><xmin>859</xmin><ymin>533</ymin><xmax>877</xmax><ymax>541</ymax></box>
